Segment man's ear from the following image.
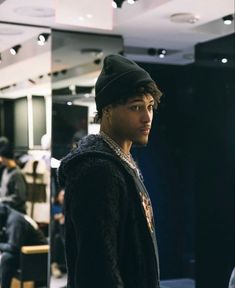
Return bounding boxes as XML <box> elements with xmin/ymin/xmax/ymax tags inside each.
<box><xmin>102</xmin><ymin>105</ymin><xmax>112</xmax><ymax>117</ymax></box>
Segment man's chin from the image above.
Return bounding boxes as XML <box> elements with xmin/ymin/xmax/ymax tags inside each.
<box><xmin>133</xmin><ymin>137</ymin><xmax>149</xmax><ymax>147</ymax></box>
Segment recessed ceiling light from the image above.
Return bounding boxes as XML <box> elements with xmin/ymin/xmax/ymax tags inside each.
<box><xmin>170</xmin><ymin>13</ymin><xmax>200</xmax><ymax>24</ymax></box>
<box><xmin>78</xmin><ymin>16</ymin><xmax>84</xmax><ymax>21</ymax></box>
<box><xmin>14</xmin><ymin>6</ymin><xmax>55</xmax><ymax>18</ymax></box>
<box><xmin>67</xmin><ymin>101</ymin><xmax>73</xmax><ymax>106</ymax></box>
<box><xmin>86</xmin><ymin>14</ymin><xmax>93</xmax><ymax>19</ymax></box>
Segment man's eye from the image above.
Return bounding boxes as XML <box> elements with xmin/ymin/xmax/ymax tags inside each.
<box><xmin>148</xmin><ymin>105</ymin><xmax>154</xmax><ymax>111</ymax></box>
<box><xmin>130</xmin><ymin>105</ymin><xmax>141</xmax><ymax>111</ymax></box>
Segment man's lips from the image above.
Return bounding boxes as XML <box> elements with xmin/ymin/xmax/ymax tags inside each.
<box><xmin>139</xmin><ymin>126</ymin><xmax>151</xmax><ymax>135</ymax></box>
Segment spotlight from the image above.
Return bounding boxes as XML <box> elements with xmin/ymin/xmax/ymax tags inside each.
<box><xmin>113</xmin><ymin>0</ymin><xmax>125</xmax><ymax>8</ymax></box>
<box><xmin>37</xmin><ymin>33</ymin><xmax>50</xmax><ymax>46</ymax></box>
<box><xmin>221</xmin><ymin>58</ymin><xmax>228</xmax><ymax>64</ymax></box>
<box><xmin>222</xmin><ymin>15</ymin><xmax>233</xmax><ymax>25</ymax></box>
<box><xmin>10</xmin><ymin>45</ymin><xmax>21</xmax><ymax>55</ymax></box>
<box><xmin>158</xmin><ymin>49</ymin><xmax>167</xmax><ymax>58</ymax></box>
<box><xmin>127</xmin><ymin>0</ymin><xmax>136</xmax><ymax>4</ymax></box>
<box><xmin>112</xmin><ymin>1</ymin><xmax>117</xmax><ymax>8</ymax></box>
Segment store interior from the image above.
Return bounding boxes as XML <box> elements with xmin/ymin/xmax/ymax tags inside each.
<box><xmin>0</xmin><ymin>0</ymin><xmax>234</xmax><ymax>287</ymax></box>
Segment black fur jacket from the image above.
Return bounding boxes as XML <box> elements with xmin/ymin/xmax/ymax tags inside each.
<box><xmin>58</xmin><ymin>134</ymin><xmax>160</xmax><ymax>288</ymax></box>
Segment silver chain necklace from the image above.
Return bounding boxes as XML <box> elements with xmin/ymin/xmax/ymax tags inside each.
<box><xmin>100</xmin><ymin>131</ymin><xmax>141</xmax><ymax>177</ymax></box>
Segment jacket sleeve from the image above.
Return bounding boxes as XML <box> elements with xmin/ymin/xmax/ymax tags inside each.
<box><xmin>1</xmin><ymin>173</ymin><xmax>26</xmax><ymax>208</ymax></box>
<box><xmin>0</xmin><ymin>219</ymin><xmax>24</xmax><ymax>253</ymax></box>
<box><xmin>65</xmin><ymin>159</ymin><xmax>127</xmax><ymax>288</ymax></box>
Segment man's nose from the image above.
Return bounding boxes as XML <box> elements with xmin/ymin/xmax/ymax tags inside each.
<box><xmin>141</xmin><ymin>108</ymin><xmax>152</xmax><ymax>123</ymax></box>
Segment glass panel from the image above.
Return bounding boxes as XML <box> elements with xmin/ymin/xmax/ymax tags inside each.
<box><xmin>0</xmin><ymin>23</ymin><xmax>51</xmax><ymax>287</ymax></box>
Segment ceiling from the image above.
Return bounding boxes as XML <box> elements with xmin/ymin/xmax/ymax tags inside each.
<box><xmin>0</xmin><ymin>0</ymin><xmax>234</xmax><ymax>98</ymax></box>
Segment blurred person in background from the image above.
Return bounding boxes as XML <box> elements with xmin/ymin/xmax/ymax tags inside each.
<box><xmin>0</xmin><ymin>203</ymin><xmax>47</xmax><ymax>288</ymax></box>
<box><xmin>0</xmin><ymin>137</ymin><xmax>27</xmax><ymax>214</ymax></box>
<box><xmin>51</xmin><ymin>188</ymin><xmax>66</xmax><ymax>278</ymax></box>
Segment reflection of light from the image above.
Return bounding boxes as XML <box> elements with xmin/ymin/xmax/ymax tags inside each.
<box><xmin>67</xmin><ymin>101</ymin><xmax>73</xmax><ymax>106</ymax></box>
<box><xmin>78</xmin><ymin>16</ymin><xmax>84</xmax><ymax>21</ymax></box>
<box><xmin>86</xmin><ymin>14</ymin><xmax>93</xmax><ymax>18</ymax></box>
<box><xmin>221</xmin><ymin>58</ymin><xmax>228</xmax><ymax>63</ymax></box>
<box><xmin>127</xmin><ymin>0</ymin><xmax>135</xmax><ymax>4</ymax></box>
<box><xmin>84</xmin><ymin>93</ymin><xmax>90</xmax><ymax>98</ymax></box>
<box><xmin>51</xmin><ymin>157</ymin><xmax>61</xmax><ymax>168</ymax></box>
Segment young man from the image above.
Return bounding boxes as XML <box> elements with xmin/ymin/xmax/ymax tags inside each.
<box><xmin>0</xmin><ymin>137</ymin><xmax>27</xmax><ymax>213</ymax></box>
<box><xmin>59</xmin><ymin>54</ymin><xmax>163</xmax><ymax>288</ymax></box>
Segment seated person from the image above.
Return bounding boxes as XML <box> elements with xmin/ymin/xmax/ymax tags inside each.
<box><xmin>0</xmin><ymin>137</ymin><xmax>7</xmax><ymax>183</ymax></box>
<box><xmin>0</xmin><ymin>137</ymin><xmax>27</xmax><ymax>214</ymax></box>
<box><xmin>0</xmin><ymin>203</ymin><xmax>47</xmax><ymax>288</ymax></box>
<box><xmin>51</xmin><ymin>188</ymin><xmax>65</xmax><ymax>278</ymax></box>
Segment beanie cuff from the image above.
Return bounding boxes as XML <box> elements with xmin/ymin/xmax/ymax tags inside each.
<box><xmin>95</xmin><ymin>69</ymin><xmax>155</xmax><ymax>111</ymax></box>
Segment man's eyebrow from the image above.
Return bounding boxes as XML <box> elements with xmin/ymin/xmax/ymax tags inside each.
<box><xmin>127</xmin><ymin>98</ymin><xmax>155</xmax><ymax>104</ymax></box>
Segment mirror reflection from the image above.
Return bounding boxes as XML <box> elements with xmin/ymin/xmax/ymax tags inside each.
<box><xmin>0</xmin><ymin>24</ymin><xmax>51</xmax><ymax>288</ymax></box>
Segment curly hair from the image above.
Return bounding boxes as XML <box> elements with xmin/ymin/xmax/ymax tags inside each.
<box><xmin>94</xmin><ymin>82</ymin><xmax>163</xmax><ymax>123</ymax></box>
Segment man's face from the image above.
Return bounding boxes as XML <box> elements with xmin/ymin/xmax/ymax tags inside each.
<box><xmin>109</xmin><ymin>93</ymin><xmax>154</xmax><ymax>146</ymax></box>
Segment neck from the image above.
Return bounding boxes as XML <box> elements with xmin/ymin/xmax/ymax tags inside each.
<box><xmin>100</xmin><ymin>127</ymin><xmax>132</xmax><ymax>155</ymax></box>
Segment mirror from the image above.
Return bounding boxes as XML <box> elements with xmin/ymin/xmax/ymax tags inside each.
<box><xmin>50</xmin><ymin>30</ymin><xmax>123</xmax><ymax>286</ymax></box>
<box><xmin>0</xmin><ymin>23</ymin><xmax>51</xmax><ymax>287</ymax></box>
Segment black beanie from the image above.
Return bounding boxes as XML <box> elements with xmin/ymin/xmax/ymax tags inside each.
<box><xmin>95</xmin><ymin>54</ymin><xmax>155</xmax><ymax>111</ymax></box>
<box><xmin>0</xmin><ymin>137</ymin><xmax>14</xmax><ymax>159</ymax></box>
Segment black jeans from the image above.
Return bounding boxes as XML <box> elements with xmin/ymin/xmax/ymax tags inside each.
<box><xmin>0</xmin><ymin>252</ymin><xmax>18</xmax><ymax>288</ymax></box>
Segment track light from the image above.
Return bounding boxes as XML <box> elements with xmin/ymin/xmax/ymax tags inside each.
<box><xmin>222</xmin><ymin>15</ymin><xmax>233</xmax><ymax>25</ymax></box>
<box><xmin>10</xmin><ymin>45</ymin><xmax>21</xmax><ymax>55</ymax></box>
<box><xmin>112</xmin><ymin>0</ymin><xmax>125</xmax><ymax>8</ymax></box>
<box><xmin>113</xmin><ymin>0</ymin><xmax>137</xmax><ymax>8</ymax></box>
<box><xmin>158</xmin><ymin>49</ymin><xmax>167</xmax><ymax>58</ymax></box>
<box><xmin>37</xmin><ymin>33</ymin><xmax>50</xmax><ymax>46</ymax></box>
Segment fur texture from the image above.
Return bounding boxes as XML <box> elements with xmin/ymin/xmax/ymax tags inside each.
<box><xmin>58</xmin><ymin>134</ymin><xmax>160</xmax><ymax>288</ymax></box>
